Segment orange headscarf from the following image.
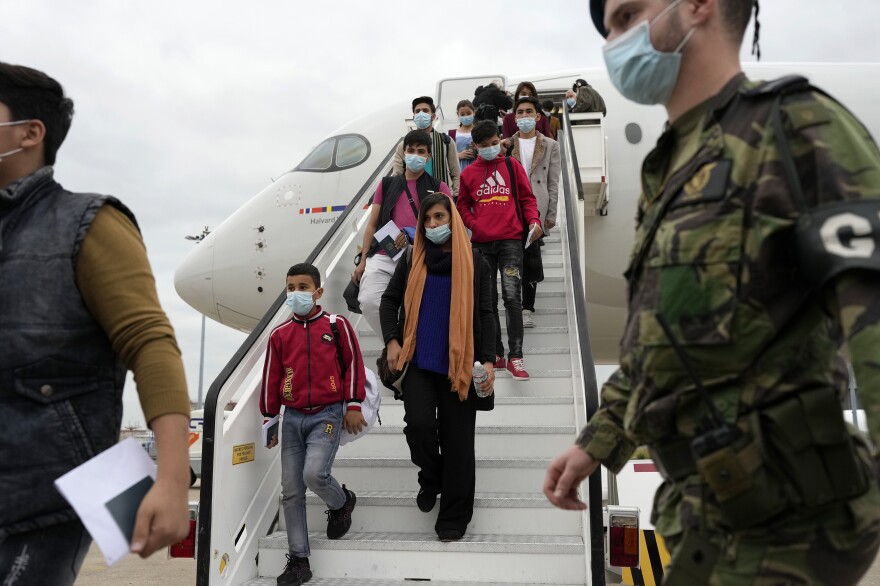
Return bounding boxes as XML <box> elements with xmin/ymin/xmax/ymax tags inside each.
<box><xmin>396</xmin><ymin>203</ymin><xmax>475</xmax><ymax>400</ymax></box>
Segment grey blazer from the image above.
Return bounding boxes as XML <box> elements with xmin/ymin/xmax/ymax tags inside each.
<box><xmin>510</xmin><ymin>132</ymin><xmax>561</xmax><ymax>224</ymax></box>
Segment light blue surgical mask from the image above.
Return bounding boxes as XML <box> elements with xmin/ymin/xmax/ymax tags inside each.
<box><xmin>478</xmin><ymin>144</ymin><xmax>501</xmax><ymax>161</ymax></box>
<box><xmin>404</xmin><ymin>154</ymin><xmax>427</xmax><ymax>173</ymax></box>
<box><xmin>413</xmin><ymin>112</ymin><xmax>433</xmax><ymax>129</ymax></box>
<box><xmin>602</xmin><ymin>0</ymin><xmax>695</xmax><ymax>106</ymax></box>
<box><xmin>459</xmin><ymin>114</ymin><xmax>475</xmax><ymax>126</ymax></box>
<box><xmin>516</xmin><ymin>117</ymin><xmax>537</xmax><ymax>133</ymax></box>
<box><xmin>286</xmin><ymin>291</ymin><xmax>315</xmax><ymax>316</ymax></box>
<box><xmin>425</xmin><ymin>223</ymin><xmax>451</xmax><ymax>245</ymax></box>
<box><xmin>566</xmin><ymin>98</ymin><xmax>576</xmax><ymax>108</ymax></box>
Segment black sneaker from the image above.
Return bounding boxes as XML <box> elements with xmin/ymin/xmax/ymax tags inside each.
<box><xmin>416</xmin><ymin>488</ymin><xmax>437</xmax><ymax>513</ymax></box>
<box><xmin>437</xmin><ymin>529</ymin><xmax>463</xmax><ymax>542</ymax></box>
<box><xmin>326</xmin><ymin>485</ymin><xmax>356</xmax><ymax>539</ymax></box>
<box><xmin>277</xmin><ymin>554</ymin><xmax>311</xmax><ymax>586</ymax></box>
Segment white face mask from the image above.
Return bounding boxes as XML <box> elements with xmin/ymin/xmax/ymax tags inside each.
<box><xmin>0</xmin><ymin>120</ymin><xmax>28</xmax><ymax>162</ymax></box>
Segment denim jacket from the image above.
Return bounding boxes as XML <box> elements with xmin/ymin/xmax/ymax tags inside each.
<box><xmin>0</xmin><ymin>168</ymin><xmax>135</xmax><ymax>536</ymax></box>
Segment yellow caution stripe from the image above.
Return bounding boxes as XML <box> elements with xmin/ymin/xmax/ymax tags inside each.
<box><xmin>621</xmin><ymin>529</ymin><xmax>670</xmax><ymax>586</ymax></box>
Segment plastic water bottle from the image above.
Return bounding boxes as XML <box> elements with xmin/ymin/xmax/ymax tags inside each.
<box><xmin>473</xmin><ymin>361</ymin><xmax>490</xmax><ymax>398</ymax></box>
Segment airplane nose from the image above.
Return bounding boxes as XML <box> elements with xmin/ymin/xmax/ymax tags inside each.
<box><xmin>174</xmin><ymin>239</ymin><xmax>217</xmax><ymax>321</ymax></box>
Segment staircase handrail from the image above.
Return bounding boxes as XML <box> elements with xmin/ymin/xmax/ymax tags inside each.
<box><xmin>558</xmin><ymin>117</ymin><xmax>605</xmax><ymax>586</ymax></box>
<box><xmin>196</xmin><ymin>139</ymin><xmax>402</xmax><ymax>585</ymax></box>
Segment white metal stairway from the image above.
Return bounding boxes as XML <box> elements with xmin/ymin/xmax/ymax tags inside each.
<box><xmin>196</xmin><ymin>119</ymin><xmax>605</xmax><ymax>586</ymax></box>
<box><xmin>243</xmin><ymin>230</ymin><xmax>586</xmax><ymax>586</ymax></box>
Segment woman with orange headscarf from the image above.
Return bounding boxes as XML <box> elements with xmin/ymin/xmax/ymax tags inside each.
<box><xmin>379</xmin><ymin>193</ymin><xmax>496</xmax><ymax>542</ymax></box>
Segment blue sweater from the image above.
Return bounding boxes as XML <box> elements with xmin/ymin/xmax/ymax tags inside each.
<box><xmin>414</xmin><ymin>273</ymin><xmax>452</xmax><ymax>375</ymax></box>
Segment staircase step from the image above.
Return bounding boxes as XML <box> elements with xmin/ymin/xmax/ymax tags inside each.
<box><xmin>331</xmin><ymin>457</ymin><xmax>551</xmax><ymax>492</ymax></box>
<box><xmin>338</xmin><ymin>425</ymin><xmax>575</xmax><ymax>458</ymax></box>
<box><xmin>257</xmin><ymin>531</ymin><xmax>586</xmax><ymax>583</ymax></box>
<box><xmin>500</xmin><ymin>306</ymin><xmax>566</xmax><ymax>315</ymax></box>
<box><xmin>303</xmin><ymin>490</ymin><xmax>582</xmax><ymax>536</ymax></box>
<box><xmin>491</xmin><ymin>376</ymin><xmax>574</xmax><ymax>397</ymax></box>
<box><xmin>244</xmin><ymin>576</ymin><xmax>583</xmax><ymax>586</ymax></box>
<box><xmin>360</xmin><ymin>325</ymin><xmax>569</xmax><ymax>339</ymax></box>
<box><xmin>370</xmin><ymin>395</ymin><xmax>575</xmax><ymax>427</ymax></box>
<box><xmin>494</xmin><ymin>368</ymin><xmax>572</xmax><ymax>379</ymax></box>
<box><xmin>361</xmin><ymin>346</ymin><xmax>570</xmax><ymax>359</ymax></box>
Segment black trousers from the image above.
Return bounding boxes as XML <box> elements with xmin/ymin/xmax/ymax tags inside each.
<box><xmin>522</xmin><ymin>280</ymin><xmax>537</xmax><ymax>312</ymax></box>
<box><xmin>402</xmin><ymin>365</ymin><xmax>477</xmax><ymax>533</ymax></box>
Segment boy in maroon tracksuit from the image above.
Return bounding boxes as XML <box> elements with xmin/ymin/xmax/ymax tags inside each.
<box><xmin>456</xmin><ymin>120</ymin><xmax>542</xmax><ymax>381</ymax></box>
<box><xmin>260</xmin><ymin>263</ymin><xmax>366</xmax><ymax>586</ymax></box>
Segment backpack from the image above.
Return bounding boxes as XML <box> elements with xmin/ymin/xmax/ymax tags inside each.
<box><xmin>328</xmin><ymin>314</ymin><xmax>381</xmax><ymax>445</ymax></box>
<box><xmin>475</xmin><ymin>103</ymin><xmax>499</xmax><ymax>122</ymax></box>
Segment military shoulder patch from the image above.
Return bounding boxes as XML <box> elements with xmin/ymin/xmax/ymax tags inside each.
<box><xmin>669</xmin><ymin>159</ymin><xmax>732</xmax><ymax>210</ymax></box>
<box><xmin>785</xmin><ymin>100</ymin><xmax>832</xmax><ymax>131</ymax></box>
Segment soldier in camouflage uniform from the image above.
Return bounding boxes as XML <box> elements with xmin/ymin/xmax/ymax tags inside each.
<box><xmin>544</xmin><ymin>0</ymin><xmax>880</xmax><ymax>583</ymax></box>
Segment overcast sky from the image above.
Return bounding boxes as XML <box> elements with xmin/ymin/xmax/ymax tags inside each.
<box><xmin>4</xmin><ymin>0</ymin><xmax>880</xmax><ymax>429</ymax></box>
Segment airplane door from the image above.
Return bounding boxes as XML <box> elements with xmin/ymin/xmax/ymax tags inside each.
<box><xmin>435</xmin><ymin>75</ymin><xmax>508</xmax><ymax>121</ymax></box>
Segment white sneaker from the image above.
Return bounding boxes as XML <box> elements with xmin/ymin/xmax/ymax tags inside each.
<box><xmin>522</xmin><ymin>310</ymin><xmax>535</xmax><ymax>328</ymax></box>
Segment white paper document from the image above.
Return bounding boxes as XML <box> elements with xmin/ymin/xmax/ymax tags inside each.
<box><xmin>524</xmin><ymin>224</ymin><xmax>539</xmax><ymax>249</ymax></box>
<box><xmin>54</xmin><ymin>437</ymin><xmax>157</xmax><ymax>566</ymax></box>
<box><xmin>373</xmin><ymin>219</ymin><xmax>405</xmax><ymax>261</ymax></box>
<box><xmin>262</xmin><ymin>414</ymin><xmax>280</xmax><ymax>447</ymax></box>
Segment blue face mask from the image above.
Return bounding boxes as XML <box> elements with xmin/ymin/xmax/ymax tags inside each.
<box><xmin>602</xmin><ymin>0</ymin><xmax>695</xmax><ymax>106</ymax></box>
<box><xmin>286</xmin><ymin>291</ymin><xmax>316</xmax><ymax>316</ymax></box>
<box><xmin>516</xmin><ymin>117</ymin><xmax>537</xmax><ymax>133</ymax></box>
<box><xmin>566</xmin><ymin>97</ymin><xmax>576</xmax><ymax>108</ymax></box>
<box><xmin>459</xmin><ymin>114</ymin><xmax>474</xmax><ymax>126</ymax></box>
<box><xmin>413</xmin><ymin>112</ymin><xmax>433</xmax><ymax>129</ymax></box>
<box><xmin>425</xmin><ymin>223</ymin><xmax>451</xmax><ymax>245</ymax></box>
<box><xmin>404</xmin><ymin>154</ymin><xmax>427</xmax><ymax>173</ymax></box>
<box><xmin>478</xmin><ymin>144</ymin><xmax>501</xmax><ymax>161</ymax></box>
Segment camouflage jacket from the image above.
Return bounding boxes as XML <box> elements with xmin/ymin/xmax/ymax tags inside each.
<box><xmin>579</xmin><ymin>73</ymin><xmax>880</xmax><ymax>474</ymax></box>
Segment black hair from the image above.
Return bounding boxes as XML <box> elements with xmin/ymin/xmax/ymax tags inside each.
<box><xmin>287</xmin><ymin>263</ymin><xmax>321</xmax><ymax>288</ymax></box>
<box><xmin>514</xmin><ymin>81</ymin><xmax>538</xmax><ymax>101</ymax></box>
<box><xmin>471</xmin><ymin>120</ymin><xmax>499</xmax><ymax>145</ymax></box>
<box><xmin>572</xmin><ymin>78</ymin><xmax>588</xmax><ymax>92</ymax></box>
<box><xmin>541</xmin><ymin>99</ymin><xmax>555</xmax><ymax>112</ymax></box>
<box><xmin>417</xmin><ymin>193</ymin><xmax>453</xmax><ymax>234</ymax></box>
<box><xmin>0</xmin><ymin>62</ymin><xmax>74</xmax><ymax>166</ymax></box>
<box><xmin>411</xmin><ymin>96</ymin><xmax>436</xmax><ymax>114</ymax></box>
<box><xmin>456</xmin><ymin>99</ymin><xmax>475</xmax><ymax>113</ymax></box>
<box><xmin>403</xmin><ymin>129</ymin><xmax>432</xmax><ymax>153</ymax></box>
<box><xmin>721</xmin><ymin>0</ymin><xmax>757</xmax><ymax>45</ymax></box>
<box><xmin>515</xmin><ymin>96</ymin><xmax>541</xmax><ymax>113</ymax></box>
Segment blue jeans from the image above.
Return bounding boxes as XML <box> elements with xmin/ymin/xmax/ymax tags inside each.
<box><xmin>280</xmin><ymin>402</ymin><xmax>346</xmax><ymax>558</ymax></box>
<box><xmin>0</xmin><ymin>520</ymin><xmax>91</xmax><ymax>586</ymax></box>
<box><xmin>472</xmin><ymin>239</ymin><xmax>524</xmax><ymax>358</ymax></box>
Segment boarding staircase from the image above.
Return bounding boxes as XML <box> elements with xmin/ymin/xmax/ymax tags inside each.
<box><xmin>196</xmin><ymin>100</ymin><xmax>607</xmax><ymax>586</ymax></box>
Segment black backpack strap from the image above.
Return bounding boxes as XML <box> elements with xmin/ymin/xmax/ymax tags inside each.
<box><xmin>401</xmin><ymin>180</ymin><xmax>419</xmax><ymax>218</ymax></box>
<box><xmin>329</xmin><ymin>314</ymin><xmax>347</xmax><ymax>379</ymax></box>
<box><xmin>504</xmin><ymin>156</ymin><xmax>527</xmax><ymax>236</ymax></box>
<box><xmin>742</xmin><ymin>75</ymin><xmax>809</xmax><ymax>98</ymax></box>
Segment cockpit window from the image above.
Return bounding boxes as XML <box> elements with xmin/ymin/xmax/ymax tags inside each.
<box><xmin>336</xmin><ymin>136</ymin><xmax>369</xmax><ymax>168</ymax></box>
<box><xmin>293</xmin><ymin>134</ymin><xmax>372</xmax><ymax>173</ymax></box>
<box><xmin>297</xmin><ymin>138</ymin><xmax>335</xmax><ymax>171</ymax></box>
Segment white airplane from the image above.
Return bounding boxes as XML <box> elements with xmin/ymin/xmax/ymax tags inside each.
<box><xmin>174</xmin><ymin>63</ymin><xmax>880</xmax><ymax>363</ymax></box>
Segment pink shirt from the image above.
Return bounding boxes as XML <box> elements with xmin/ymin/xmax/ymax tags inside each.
<box><xmin>372</xmin><ymin>178</ymin><xmax>452</xmax><ymax>254</ymax></box>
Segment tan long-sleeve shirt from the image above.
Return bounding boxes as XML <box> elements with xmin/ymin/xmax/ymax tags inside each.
<box><xmin>75</xmin><ymin>204</ymin><xmax>190</xmax><ymax>425</ymax></box>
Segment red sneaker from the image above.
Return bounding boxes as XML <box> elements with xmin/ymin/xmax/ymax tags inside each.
<box><xmin>506</xmin><ymin>358</ymin><xmax>530</xmax><ymax>381</ymax></box>
<box><xmin>493</xmin><ymin>355</ymin><xmax>506</xmax><ymax>369</ymax></box>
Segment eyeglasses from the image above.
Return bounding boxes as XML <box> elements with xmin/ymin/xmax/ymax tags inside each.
<box><xmin>0</xmin><ymin>120</ymin><xmax>28</xmax><ymax>127</ymax></box>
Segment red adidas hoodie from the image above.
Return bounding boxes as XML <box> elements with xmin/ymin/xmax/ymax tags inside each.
<box><xmin>457</xmin><ymin>155</ymin><xmax>541</xmax><ymax>243</ymax></box>
<box><xmin>259</xmin><ymin>307</ymin><xmax>366</xmax><ymax>417</ymax></box>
